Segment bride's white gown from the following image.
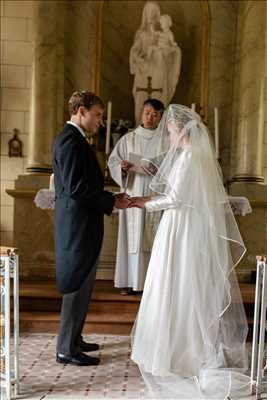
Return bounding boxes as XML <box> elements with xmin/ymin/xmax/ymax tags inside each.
<box><xmin>131</xmin><ymin>151</ymin><xmax>251</xmax><ymax>399</ymax></box>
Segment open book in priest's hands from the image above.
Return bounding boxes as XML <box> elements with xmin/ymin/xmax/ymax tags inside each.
<box><xmin>128</xmin><ymin>152</ymin><xmax>165</xmax><ymax>176</ymax></box>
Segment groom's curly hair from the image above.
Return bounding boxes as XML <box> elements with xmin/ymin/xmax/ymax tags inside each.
<box><xmin>68</xmin><ymin>90</ymin><xmax>105</xmax><ymax>115</ymax></box>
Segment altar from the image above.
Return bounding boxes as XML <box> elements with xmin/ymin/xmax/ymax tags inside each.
<box><xmin>27</xmin><ymin>183</ymin><xmax>252</xmax><ymax>283</ymax></box>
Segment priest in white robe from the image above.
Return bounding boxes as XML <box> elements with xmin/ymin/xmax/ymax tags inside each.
<box><xmin>108</xmin><ymin>99</ymin><xmax>167</xmax><ymax>295</ymax></box>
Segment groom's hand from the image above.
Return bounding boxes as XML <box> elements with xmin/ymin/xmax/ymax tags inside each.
<box><xmin>114</xmin><ymin>193</ymin><xmax>131</xmax><ymax>209</ymax></box>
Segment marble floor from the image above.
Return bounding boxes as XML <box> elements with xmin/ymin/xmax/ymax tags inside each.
<box><xmin>0</xmin><ymin>334</ymin><xmax>266</xmax><ymax>400</ymax></box>
<box><xmin>2</xmin><ymin>334</ymin><xmax>145</xmax><ymax>400</ymax></box>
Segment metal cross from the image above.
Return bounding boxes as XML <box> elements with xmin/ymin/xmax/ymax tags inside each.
<box><xmin>136</xmin><ymin>76</ymin><xmax>163</xmax><ymax>98</ymax></box>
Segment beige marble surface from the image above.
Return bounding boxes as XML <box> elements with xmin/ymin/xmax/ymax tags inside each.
<box><xmin>235</xmin><ymin>207</ymin><xmax>267</xmax><ymax>281</ymax></box>
<box><xmin>231</xmin><ymin>1</ymin><xmax>265</xmax><ymax>182</ymax></box>
<box><xmin>207</xmin><ymin>1</ymin><xmax>238</xmax><ymax>181</ymax></box>
<box><xmin>7</xmin><ymin>176</ymin><xmax>119</xmax><ymax>281</ymax></box>
<box><xmin>27</xmin><ymin>0</ymin><xmax>65</xmax><ymax>171</ymax></box>
<box><xmin>230</xmin><ymin>182</ymin><xmax>267</xmax><ymax>281</ymax></box>
<box><xmin>7</xmin><ymin>189</ymin><xmax>55</xmax><ymax>280</ymax></box>
<box><xmin>6</xmin><ymin>175</ymin><xmax>53</xmax><ymax>279</ymax></box>
<box><xmin>63</xmin><ymin>0</ymin><xmax>98</xmax><ymax>117</ymax></box>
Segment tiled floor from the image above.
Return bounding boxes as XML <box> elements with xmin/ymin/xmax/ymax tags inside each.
<box><xmin>15</xmin><ymin>334</ymin><xmax>145</xmax><ymax>399</ymax></box>
<box><xmin>1</xmin><ymin>334</ymin><xmax>266</xmax><ymax>400</ymax></box>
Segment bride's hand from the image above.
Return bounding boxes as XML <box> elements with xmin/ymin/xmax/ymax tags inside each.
<box><xmin>129</xmin><ymin>196</ymin><xmax>151</xmax><ymax>208</ymax></box>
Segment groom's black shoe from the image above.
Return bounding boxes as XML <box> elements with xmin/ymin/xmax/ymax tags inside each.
<box><xmin>79</xmin><ymin>342</ymin><xmax>99</xmax><ymax>352</ymax></box>
<box><xmin>56</xmin><ymin>352</ymin><xmax>100</xmax><ymax>366</ymax></box>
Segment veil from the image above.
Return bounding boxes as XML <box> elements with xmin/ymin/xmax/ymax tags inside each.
<box><xmin>133</xmin><ymin>105</ymin><xmax>252</xmax><ymax>399</ymax></box>
<box><xmin>143</xmin><ymin>105</ymin><xmax>246</xmax><ymax>270</ymax></box>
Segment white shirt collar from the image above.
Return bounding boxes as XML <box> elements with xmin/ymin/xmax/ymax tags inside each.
<box><xmin>135</xmin><ymin>125</ymin><xmax>159</xmax><ymax>139</ymax></box>
<box><xmin>67</xmin><ymin>121</ymin><xmax>87</xmax><ymax>138</ymax></box>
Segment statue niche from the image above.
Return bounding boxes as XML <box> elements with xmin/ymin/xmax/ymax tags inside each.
<box><xmin>97</xmin><ymin>0</ymin><xmax>209</xmax><ymax>125</ymax></box>
<box><xmin>130</xmin><ymin>1</ymin><xmax>182</xmax><ymax>124</ymax></box>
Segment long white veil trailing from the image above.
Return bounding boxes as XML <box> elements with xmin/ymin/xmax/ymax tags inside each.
<box><xmin>132</xmin><ymin>105</ymin><xmax>253</xmax><ymax>399</ymax></box>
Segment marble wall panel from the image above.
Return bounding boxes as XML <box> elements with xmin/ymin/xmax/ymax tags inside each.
<box><xmin>1</xmin><ymin>65</ymin><xmax>28</xmax><ymax>88</ymax></box>
<box><xmin>1</xmin><ymin>16</ymin><xmax>27</xmax><ymax>40</ymax></box>
<box><xmin>0</xmin><ymin>156</ymin><xmax>24</xmax><ymax>181</ymax></box>
<box><xmin>1</xmin><ymin>88</ymin><xmax>31</xmax><ymax>111</ymax></box>
<box><xmin>208</xmin><ymin>0</ymin><xmax>238</xmax><ymax>181</ymax></box>
<box><xmin>0</xmin><ymin>204</ymin><xmax>14</xmax><ymax>231</ymax></box>
<box><xmin>2</xmin><ymin>41</ymin><xmax>33</xmax><ymax>65</ymax></box>
<box><xmin>100</xmin><ymin>0</ymin><xmax>202</xmax><ymax>121</ymax></box>
<box><xmin>1</xmin><ymin>110</ymin><xmax>25</xmax><ymax>133</ymax></box>
<box><xmin>2</xmin><ymin>0</ymin><xmax>35</xmax><ymax>18</ymax></box>
<box><xmin>0</xmin><ymin>0</ymin><xmax>33</xmax><ymax>244</ymax></box>
<box><xmin>0</xmin><ymin>180</ymin><xmax>14</xmax><ymax>206</ymax></box>
<box><xmin>63</xmin><ymin>0</ymin><xmax>98</xmax><ymax>120</ymax></box>
<box><xmin>231</xmin><ymin>0</ymin><xmax>266</xmax><ymax>181</ymax></box>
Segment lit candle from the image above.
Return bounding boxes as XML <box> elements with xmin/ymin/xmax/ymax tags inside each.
<box><xmin>49</xmin><ymin>173</ymin><xmax>54</xmax><ymax>191</ymax></box>
<box><xmin>214</xmin><ymin>107</ymin><xmax>219</xmax><ymax>159</ymax></box>
<box><xmin>191</xmin><ymin>103</ymin><xmax>196</xmax><ymax>111</ymax></box>
<box><xmin>105</xmin><ymin>101</ymin><xmax>112</xmax><ymax>155</ymax></box>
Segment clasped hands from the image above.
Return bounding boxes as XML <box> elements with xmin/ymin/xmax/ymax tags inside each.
<box><xmin>114</xmin><ymin>159</ymin><xmax>155</xmax><ymax>209</ymax></box>
<box><xmin>114</xmin><ymin>193</ymin><xmax>151</xmax><ymax>209</ymax></box>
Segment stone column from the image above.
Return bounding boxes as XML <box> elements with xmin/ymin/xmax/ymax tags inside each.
<box><xmin>231</xmin><ymin>1</ymin><xmax>265</xmax><ymax>183</ymax></box>
<box><xmin>26</xmin><ymin>0</ymin><xmax>64</xmax><ymax>173</ymax></box>
<box><xmin>230</xmin><ymin>1</ymin><xmax>267</xmax><ymax>282</ymax></box>
<box><xmin>6</xmin><ymin>1</ymin><xmax>64</xmax><ymax>280</ymax></box>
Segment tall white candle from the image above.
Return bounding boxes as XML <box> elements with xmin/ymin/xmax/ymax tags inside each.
<box><xmin>49</xmin><ymin>173</ymin><xmax>54</xmax><ymax>191</ymax></box>
<box><xmin>214</xmin><ymin>107</ymin><xmax>219</xmax><ymax>159</ymax></box>
<box><xmin>191</xmin><ymin>103</ymin><xmax>196</xmax><ymax>111</ymax></box>
<box><xmin>105</xmin><ymin>101</ymin><xmax>112</xmax><ymax>155</ymax></box>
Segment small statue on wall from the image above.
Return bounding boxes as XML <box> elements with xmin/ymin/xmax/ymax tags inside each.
<box><xmin>8</xmin><ymin>128</ymin><xmax>23</xmax><ymax>157</ymax></box>
<box><xmin>130</xmin><ymin>1</ymin><xmax>182</xmax><ymax>124</ymax></box>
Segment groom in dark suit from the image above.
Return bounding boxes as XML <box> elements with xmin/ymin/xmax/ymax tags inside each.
<box><xmin>53</xmin><ymin>91</ymin><xmax>130</xmax><ymax>366</ymax></box>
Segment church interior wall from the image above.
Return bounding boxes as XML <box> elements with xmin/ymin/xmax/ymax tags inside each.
<box><xmin>0</xmin><ymin>0</ymin><xmax>266</xmax><ymax>283</ymax></box>
<box><xmin>1</xmin><ymin>0</ymin><xmax>243</xmax><ymax>244</ymax></box>
<box><xmin>0</xmin><ymin>0</ymin><xmax>34</xmax><ymax>246</ymax></box>
<box><xmin>207</xmin><ymin>0</ymin><xmax>238</xmax><ymax>182</ymax></box>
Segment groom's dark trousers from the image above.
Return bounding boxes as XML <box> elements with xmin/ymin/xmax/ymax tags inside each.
<box><xmin>57</xmin><ymin>259</ymin><xmax>97</xmax><ymax>355</ymax></box>
<box><xmin>52</xmin><ymin>123</ymin><xmax>115</xmax><ymax>356</ymax></box>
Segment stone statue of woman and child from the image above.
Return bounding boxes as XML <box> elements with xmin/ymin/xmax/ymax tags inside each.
<box><xmin>130</xmin><ymin>1</ymin><xmax>182</xmax><ymax>124</ymax></box>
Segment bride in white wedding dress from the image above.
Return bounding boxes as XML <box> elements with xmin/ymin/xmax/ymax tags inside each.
<box><xmin>130</xmin><ymin>105</ymin><xmax>253</xmax><ymax>399</ymax></box>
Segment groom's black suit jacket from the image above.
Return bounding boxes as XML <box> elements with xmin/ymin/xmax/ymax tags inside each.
<box><xmin>52</xmin><ymin>123</ymin><xmax>115</xmax><ymax>294</ymax></box>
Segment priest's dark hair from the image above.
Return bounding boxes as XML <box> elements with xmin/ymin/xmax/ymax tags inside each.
<box><xmin>68</xmin><ymin>90</ymin><xmax>105</xmax><ymax>115</ymax></box>
<box><xmin>143</xmin><ymin>98</ymin><xmax>165</xmax><ymax>113</ymax></box>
